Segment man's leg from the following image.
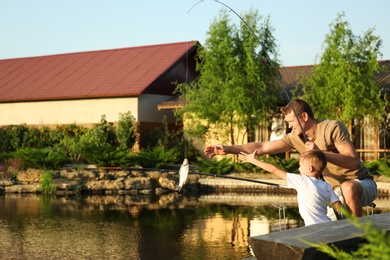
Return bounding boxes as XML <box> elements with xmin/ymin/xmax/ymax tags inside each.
<box><xmin>340</xmin><ymin>180</ymin><xmax>363</xmax><ymax>217</ymax></box>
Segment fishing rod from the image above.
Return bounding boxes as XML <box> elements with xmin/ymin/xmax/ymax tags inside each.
<box><xmin>193</xmin><ymin>171</ymin><xmax>285</xmax><ymax>187</ymax></box>
<box><xmin>125</xmin><ymin>165</ymin><xmax>286</xmax><ymax>190</ymax></box>
<box><xmin>188</xmin><ymin>0</ymin><xmax>308</xmax><ymax>142</ymax></box>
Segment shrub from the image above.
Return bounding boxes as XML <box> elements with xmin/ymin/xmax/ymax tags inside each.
<box><xmin>116</xmin><ymin>111</ymin><xmax>138</xmax><ymax>151</ymax></box>
<box><xmin>233</xmin><ymin>154</ymin><xmax>299</xmax><ymax>174</ymax></box>
<box><xmin>137</xmin><ymin>146</ymin><xmax>180</xmax><ymax>168</ymax></box>
<box><xmin>364</xmin><ymin>157</ymin><xmax>390</xmax><ymax>177</ymax></box>
<box><xmin>81</xmin><ymin>142</ymin><xmax>129</xmax><ymax>167</ymax></box>
<box><xmin>195</xmin><ymin>157</ymin><xmax>233</xmax><ymax>174</ymax></box>
<box><xmin>40</xmin><ymin>170</ymin><xmax>55</xmax><ymax>194</ymax></box>
<box><xmin>143</xmin><ymin>116</ymin><xmax>200</xmax><ymax>162</ymax></box>
<box><xmin>16</xmin><ymin>147</ymin><xmax>67</xmax><ymax>169</ymax></box>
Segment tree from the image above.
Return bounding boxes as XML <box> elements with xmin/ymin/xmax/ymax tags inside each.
<box><xmin>176</xmin><ymin>9</ymin><xmax>281</xmax><ymax>146</ymax></box>
<box><xmin>297</xmin><ymin>13</ymin><xmax>387</xmax><ymax>127</ymax></box>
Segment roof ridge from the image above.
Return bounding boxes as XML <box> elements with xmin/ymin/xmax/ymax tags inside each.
<box><xmin>0</xmin><ymin>40</ymin><xmax>198</xmax><ymax>61</ymax></box>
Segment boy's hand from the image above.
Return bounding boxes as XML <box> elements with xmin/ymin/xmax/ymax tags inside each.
<box><xmin>238</xmin><ymin>149</ymin><xmax>257</xmax><ymax>163</ymax></box>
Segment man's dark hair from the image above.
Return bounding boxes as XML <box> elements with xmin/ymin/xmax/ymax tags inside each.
<box><xmin>281</xmin><ymin>99</ymin><xmax>315</xmax><ymax>119</ymax></box>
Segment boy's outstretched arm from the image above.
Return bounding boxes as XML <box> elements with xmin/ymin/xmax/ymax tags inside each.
<box><xmin>239</xmin><ymin>150</ymin><xmax>287</xmax><ymax>180</ymax></box>
<box><xmin>332</xmin><ymin>201</ymin><xmax>343</xmax><ymax>220</ymax></box>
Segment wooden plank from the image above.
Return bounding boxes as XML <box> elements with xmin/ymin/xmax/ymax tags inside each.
<box><xmin>249</xmin><ymin>212</ymin><xmax>390</xmax><ymax>260</ymax></box>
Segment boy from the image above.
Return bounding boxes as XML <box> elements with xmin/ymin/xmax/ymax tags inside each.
<box><xmin>239</xmin><ymin>149</ymin><xmax>342</xmax><ymax>226</ymax></box>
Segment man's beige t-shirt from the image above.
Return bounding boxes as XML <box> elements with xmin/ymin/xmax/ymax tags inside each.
<box><xmin>282</xmin><ymin>119</ymin><xmax>372</xmax><ymax>188</ymax></box>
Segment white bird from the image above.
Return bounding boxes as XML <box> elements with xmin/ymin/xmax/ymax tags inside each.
<box><xmin>177</xmin><ymin>158</ymin><xmax>189</xmax><ymax>192</ymax></box>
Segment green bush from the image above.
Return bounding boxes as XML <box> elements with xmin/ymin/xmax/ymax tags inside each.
<box><xmin>0</xmin><ymin>124</ymin><xmax>30</xmax><ymax>152</ymax></box>
<box><xmin>143</xmin><ymin>116</ymin><xmax>200</xmax><ymax>162</ymax></box>
<box><xmin>364</xmin><ymin>157</ymin><xmax>390</xmax><ymax>177</ymax></box>
<box><xmin>137</xmin><ymin>146</ymin><xmax>179</xmax><ymax>168</ymax></box>
<box><xmin>81</xmin><ymin>115</ymin><xmax>118</xmax><ymax>148</ymax></box>
<box><xmin>233</xmin><ymin>154</ymin><xmax>299</xmax><ymax>174</ymax></box>
<box><xmin>16</xmin><ymin>147</ymin><xmax>67</xmax><ymax>169</ymax></box>
<box><xmin>40</xmin><ymin>170</ymin><xmax>55</xmax><ymax>194</ymax></box>
<box><xmin>59</xmin><ymin>136</ymin><xmax>85</xmax><ymax>164</ymax></box>
<box><xmin>81</xmin><ymin>142</ymin><xmax>130</xmax><ymax>167</ymax></box>
<box><xmin>195</xmin><ymin>157</ymin><xmax>233</xmax><ymax>174</ymax></box>
<box><xmin>116</xmin><ymin>111</ymin><xmax>138</xmax><ymax>151</ymax></box>
<box><xmin>233</xmin><ymin>160</ymin><xmax>264</xmax><ymax>173</ymax></box>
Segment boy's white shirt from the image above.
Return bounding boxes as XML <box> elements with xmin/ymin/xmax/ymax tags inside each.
<box><xmin>286</xmin><ymin>173</ymin><xmax>340</xmax><ymax>226</ymax></box>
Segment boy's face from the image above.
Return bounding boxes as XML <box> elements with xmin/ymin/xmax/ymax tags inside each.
<box><xmin>298</xmin><ymin>158</ymin><xmax>311</xmax><ymax>176</ymax></box>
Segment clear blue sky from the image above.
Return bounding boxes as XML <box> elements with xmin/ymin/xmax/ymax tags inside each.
<box><xmin>1</xmin><ymin>0</ymin><xmax>389</xmax><ymax>66</ymax></box>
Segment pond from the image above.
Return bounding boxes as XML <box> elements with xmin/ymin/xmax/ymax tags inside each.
<box><xmin>0</xmin><ymin>193</ymin><xmax>388</xmax><ymax>260</ymax></box>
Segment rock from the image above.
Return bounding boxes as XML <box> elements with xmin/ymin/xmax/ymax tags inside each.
<box><xmin>53</xmin><ymin>179</ymin><xmax>80</xmax><ymax>190</ymax></box>
<box><xmin>0</xmin><ymin>178</ymin><xmax>16</xmax><ymax>186</ymax></box>
<box><xmin>16</xmin><ymin>169</ymin><xmax>42</xmax><ymax>183</ymax></box>
<box><xmin>158</xmin><ymin>173</ymin><xmax>178</xmax><ymax>190</ymax></box>
<box><xmin>123</xmin><ymin>177</ymin><xmax>152</xmax><ymax>190</ymax></box>
<box><xmin>5</xmin><ymin>184</ymin><xmax>40</xmax><ymax>193</ymax></box>
<box><xmin>105</xmin><ymin>180</ymin><xmax>124</xmax><ymax>190</ymax></box>
<box><xmin>0</xmin><ymin>169</ymin><xmax>201</xmax><ymax>196</ymax></box>
<box><xmin>83</xmin><ymin>180</ymin><xmax>107</xmax><ymax>192</ymax></box>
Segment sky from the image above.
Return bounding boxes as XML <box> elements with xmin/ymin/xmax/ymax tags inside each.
<box><xmin>0</xmin><ymin>0</ymin><xmax>389</xmax><ymax>66</ymax></box>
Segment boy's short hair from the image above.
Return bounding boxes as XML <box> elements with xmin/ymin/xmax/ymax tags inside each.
<box><xmin>299</xmin><ymin>150</ymin><xmax>327</xmax><ymax>173</ymax></box>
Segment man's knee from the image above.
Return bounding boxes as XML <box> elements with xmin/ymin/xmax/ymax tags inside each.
<box><xmin>341</xmin><ymin>181</ymin><xmax>362</xmax><ymax>199</ymax></box>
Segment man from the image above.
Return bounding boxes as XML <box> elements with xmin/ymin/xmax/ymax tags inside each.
<box><xmin>204</xmin><ymin>99</ymin><xmax>377</xmax><ymax>217</ymax></box>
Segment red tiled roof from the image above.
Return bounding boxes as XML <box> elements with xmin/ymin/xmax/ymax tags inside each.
<box><xmin>279</xmin><ymin>64</ymin><xmax>313</xmax><ymax>91</ymax></box>
<box><xmin>0</xmin><ymin>41</ymin><xmax>198</xmax><ymax>102</ymax></box>
<box><xmin>281</xmin><ymin>60</ymin><xmax>390</xmax><ymax>93</ymax></box>
<box><xmin>377</xmin><ymin>60</ymin><xmax>390</xmax><ymax>95</ymax></box>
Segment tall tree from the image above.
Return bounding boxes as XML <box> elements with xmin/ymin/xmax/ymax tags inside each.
<box><xmin>176</xmin><ymin>9</ymin><xmax>281</xmax><ymax>146</ymax></box>
<box><xmin>298</xmin><ymin>13</ymin><xmax>387</xmax><ymax>126</ymax></box>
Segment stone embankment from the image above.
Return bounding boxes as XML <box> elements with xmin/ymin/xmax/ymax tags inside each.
<box><xmin>0</xmin><ymin>168</ymin><xmax>389</xmax><ymax>199</ymax></box>
<box><xmin>0</xmin><ymin>168</ymin><xmax>201</xmax><ymax>196</ymax></box>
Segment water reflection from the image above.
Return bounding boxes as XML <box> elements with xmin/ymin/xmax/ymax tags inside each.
<box><xmin>0</xmin><ymin>194</ymin><xmax>388</xmax><ymax>260</ymax></box>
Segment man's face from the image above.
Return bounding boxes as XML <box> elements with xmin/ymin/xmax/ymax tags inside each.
<box><xmin>284</xmin><ymin>111</ymin><xmax>304</xmax><ymax>136</ymax></box>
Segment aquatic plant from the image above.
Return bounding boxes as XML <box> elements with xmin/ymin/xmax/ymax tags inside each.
<box><xmin>40</xmin><ymin>170</ymin><xmax>55</xmax><ymax>194</ymax></box>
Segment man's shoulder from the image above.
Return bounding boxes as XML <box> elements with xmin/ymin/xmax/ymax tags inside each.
<box><xmin>317</xmin><ymin>119</ymin><xmax>347</xmax><ymax>130</ymax></box>
<box><xmin>317</xmin><ymin>119</ymin><xmax>342</xmax><ymax>125</ymax></box>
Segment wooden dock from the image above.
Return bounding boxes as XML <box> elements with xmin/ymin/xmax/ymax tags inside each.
<box><xmin>249</xmin><ymin>212</ymin><xmax>390</xmax><ymax>260</ymax></box>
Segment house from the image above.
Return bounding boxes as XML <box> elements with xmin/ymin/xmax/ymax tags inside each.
<box><xmin>159</xmin><ymin>60</ymin><xmax>390</xmax><ymax>160</ymax></box>
<box><xmin>0</xmin><ymin>41</ymin><xmax>199</xmax><ymax>148</ymax></box>
<box><xmin>1</xmin><ymin>41</ymin><xmax>389</xmax><ymax>158</ymax></box>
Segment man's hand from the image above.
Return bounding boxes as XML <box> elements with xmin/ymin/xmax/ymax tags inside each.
<box><xmin>204</xmin><ymin>144</ymin><xmax>226</xmax><ymax>158</ymax></box>
<box><xmin>305</xmin><ymin>141</ymin><xmax>319</xmax><ymax>151</ymax></box>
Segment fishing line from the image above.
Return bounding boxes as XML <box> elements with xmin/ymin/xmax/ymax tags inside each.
<box><xmin>177</xmin><ymin>42</ymin><xmax>192</xmax><ymax>191</ymax></box>
<box><xmin>187</xmin><ymin>0</ymin><xmax>308</xmax><ymax>142</ymax></box>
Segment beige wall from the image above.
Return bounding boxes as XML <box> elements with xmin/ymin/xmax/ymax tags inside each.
<box><xmin>0</xmin><ymin>97</ymin><xmax>139</xmax><ymax>125</ymax></box>
<box><xmin>0</xmin><ymin>94</ymin><xmax>176</xmax><ymax>126</ymax></box>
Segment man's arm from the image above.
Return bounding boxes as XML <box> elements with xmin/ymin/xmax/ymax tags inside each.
<box><xmin>204</xmin><ymin>139</ymin><xmax>291</xmax><ymax>158</ymax></box>
<box><xmin>325</xmin><ymin>142</ymin><xmax>361</xmax><ymax>169</ymax></box>
<box><xmin>306</xmin><ymin>141</ymin><xmax>360</xmax><ymax>170</ymax></box>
